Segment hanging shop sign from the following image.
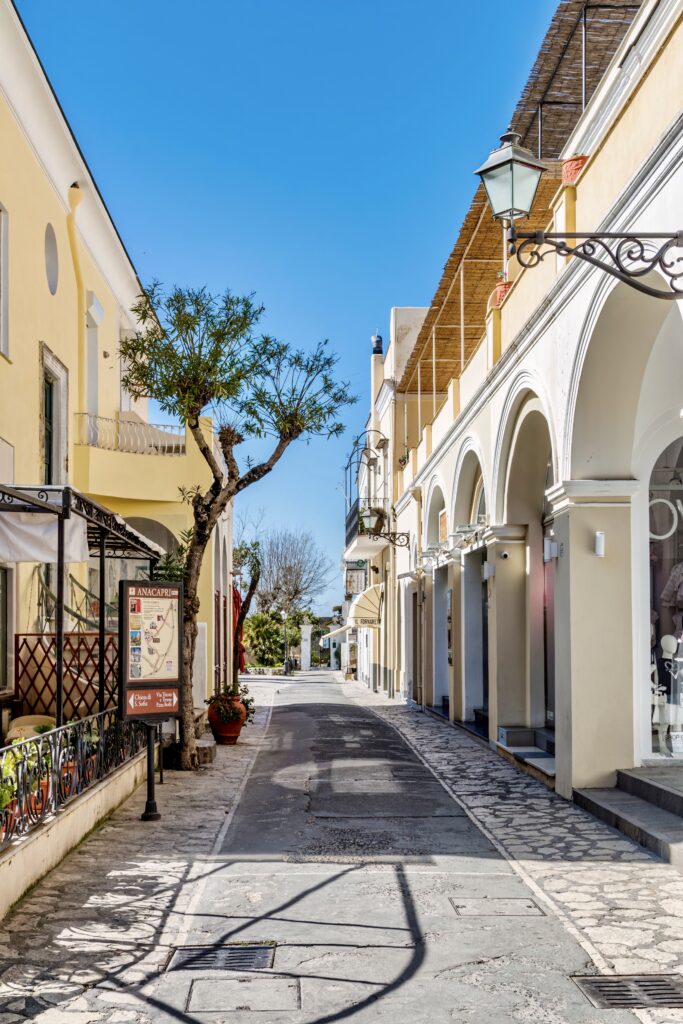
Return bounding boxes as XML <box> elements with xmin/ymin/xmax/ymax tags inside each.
<box><xmin>345</xmin><ymin>566</ymin><xmax>366</xmax><ymax>597</ymax></box>
<box><xmin>119</xmin><ymin>580</ymin><xmax>183</xmax><ymax>721</ymax></box>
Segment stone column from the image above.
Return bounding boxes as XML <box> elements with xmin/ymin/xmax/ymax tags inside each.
<box><xmin>548</xmin><ymin>481</ymin><xmax>637</xmax><ymax>797</ymax></box>
<box><xmin>300</xmin><ymin>624</ymin><xmax>313</xmax><ymax>672</ymax></box>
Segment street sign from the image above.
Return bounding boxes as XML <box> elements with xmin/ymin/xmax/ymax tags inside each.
<box><xmin>119</xmin><ymin>580</ymin><xmax>183</xmax><ymax>723</ymax></box>
<box><xmin>127</xmin><ymin>688</ymin><xmax>180</xmax><ymax>714</ymax></box>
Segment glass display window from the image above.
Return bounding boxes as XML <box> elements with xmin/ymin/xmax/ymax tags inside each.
<box><xmin>649</xmin><ymin>439</ymin><xmax>683</xmax><ymax>755</ymax></box>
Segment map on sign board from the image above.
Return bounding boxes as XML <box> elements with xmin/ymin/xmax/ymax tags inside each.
<box><xmin>126</xmin><ymin>584</ymin><xmax>180</xmax><ymax>684</ymax></box>
<box><xmin>119</xmin><ymin>580</ymin><xmax>183</xmax><ymax>722</ymax></box>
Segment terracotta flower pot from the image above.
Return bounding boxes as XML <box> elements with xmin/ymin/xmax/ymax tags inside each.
<box><xmin>207</xmin><ymin>699</ymin><xmax>247</xmax><ymax>745</ymax></box>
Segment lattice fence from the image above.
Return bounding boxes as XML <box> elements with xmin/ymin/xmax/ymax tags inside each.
<box><xmin>15</xmin><ymin>633</ymin><xmax>118</xmax><ymax>720</ymax></box>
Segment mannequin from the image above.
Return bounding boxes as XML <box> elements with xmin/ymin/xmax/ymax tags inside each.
<box><xmin>652</xmin><ymin>633</ymin><xmax>683</xmax><ymax>753</ymax></box>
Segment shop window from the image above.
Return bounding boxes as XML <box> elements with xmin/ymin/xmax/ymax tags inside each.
<box><xmin>649</xmin><ymin>440</ymin><xmax>683</xmax><ymax>755</ymax></box>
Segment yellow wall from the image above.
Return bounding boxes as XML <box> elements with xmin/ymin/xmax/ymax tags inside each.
<box><xmin>0</xmin><ymin>83</ymin><xmax>225</xmax><ymax>708</ymax></box>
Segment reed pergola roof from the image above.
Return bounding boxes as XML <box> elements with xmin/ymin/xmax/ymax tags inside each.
<box><xmin>398</xmin><ymin>0</ymin><xmax>642</xmax><ymax>397</ymax></box>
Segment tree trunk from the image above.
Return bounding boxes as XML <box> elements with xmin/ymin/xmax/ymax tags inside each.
<box><xmin>181</xmin><ymin>593</ymin><xmax>199</xmax><ymax>770</ymax></box>
<box><xmin>232</xmin><ymin>570</ymin><xmax>260</xmax><ymax>694</ymax></box>
<box><xmin>180</xmin><ymin>526</ymin><xmax>212</xmax><ymax>770</ymax></box>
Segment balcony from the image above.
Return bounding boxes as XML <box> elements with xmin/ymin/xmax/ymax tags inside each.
<box><xmin>76</xmin><ymin>413</ymin><xmax>186</xmax><ymax>456</ymax></box>
<box><xmin>73</xmin><ymin>413</ymin><xmax>201</xmax><ymax>504</ymax></box>
<box><xmin>343</xmin><ymin>497</ymin><xmax>390</xmax><ymax>561</ymax></box>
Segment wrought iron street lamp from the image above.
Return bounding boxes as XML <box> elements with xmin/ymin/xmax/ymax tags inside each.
<box><xmin>476</xmin><ymin>130</ymin><xmax>683</xmax><ymax>301</ymax></box>
<box><xmin>359</xmin><ymin>506</ymin><xmax>409</xmax><ymax>548</ymax></box>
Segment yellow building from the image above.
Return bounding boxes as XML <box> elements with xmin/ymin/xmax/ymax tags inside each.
<box><xmin>0</xmin><ymin>0</ymin><xmax>232</xmax><ymax>734</ymax></box>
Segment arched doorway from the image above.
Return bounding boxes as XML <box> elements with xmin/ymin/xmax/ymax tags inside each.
<box><xmin>452</xmin><ymin>449</ymin><xmax>488</xmax><ymax>735</ymax></box>
<box><xmin>503</xmin><ymin>397</ymin><xmax>554</xmax><ymax>733</ymax></box>
<box><xmin>425</xmin><ymin>483</ymin><xmax>448</xmax><ymax>715</ymax></box>
<box><xmin>566</xmin><ymin>278</ymin><xmax>683</xmax><ymax>783</ymax></box>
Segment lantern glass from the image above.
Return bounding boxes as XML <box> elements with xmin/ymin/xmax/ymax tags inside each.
<box><xmin>360</xmin><ymin>508</ymin><xmax>382</xmax><ymax>533</ymax></box>
<box><xmin>475</xmin><ymin>131</ymin><xmax>546</xmax><ymax>221</ymax></box>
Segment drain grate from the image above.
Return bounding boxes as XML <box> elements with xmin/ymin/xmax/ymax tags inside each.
<box><xmin>573</xmin><ymin>975</ymin><xmax>683</xmax><ymax>1009</ymax></box>
<box><xmin>166</xmin><ymin>943</ymin><xmax>276</xmax><ymax>972</ymax></box>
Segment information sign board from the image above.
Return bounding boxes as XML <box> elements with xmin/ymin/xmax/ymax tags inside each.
<box><xmin>119</xmin><ymin>581</ymin><xmax>183</xmax><ymax>721</ymax></box>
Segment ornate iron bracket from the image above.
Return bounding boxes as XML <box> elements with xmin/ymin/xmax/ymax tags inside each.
<box><xmin>368</xmin><ymin>531</ymin><xmax>410</xmax><ymax>548</ymax></box>
<box><xmin>509</xmin><ymin>227</ymin><xmax>683</xmax><ymax>300</ymax></box>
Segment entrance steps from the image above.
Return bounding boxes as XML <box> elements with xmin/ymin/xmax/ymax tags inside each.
<box><xmin>496</xmin><ymin>726</ymin><xmax>556</xmax><ymax>783</ymax></box>
<box><xmin>575</xmin><ymin>767</ymin><xmax>683</xmax><ymax>868</ymax></box>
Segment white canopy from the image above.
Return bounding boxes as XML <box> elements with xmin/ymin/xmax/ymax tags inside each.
<box><xmin>320</xmin><ymin>584</ymin><xmax>384</xmax><ymax>640</ymax></box>
<box><xmin>0</xmin><ymin>512</ymin><xmax>89</xmax><ymax>563</ymax></box>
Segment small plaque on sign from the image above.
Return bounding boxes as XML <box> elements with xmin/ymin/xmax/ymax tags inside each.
<box><xmin>119</xmin><ymin>580</ymin><xmax>183</xmax><ymax>722</ymax></box>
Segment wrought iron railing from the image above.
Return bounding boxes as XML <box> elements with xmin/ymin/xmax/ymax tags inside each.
<box><xmin>0</xmin><ymin>710</ymin><xmax>147</xmax><ymax>849</ymax></box>
<box><xmin>345</xmin><ymin>497</ymin><xmax>360</xmax><ymax>547</ymax></box>
<box><xmin>76</xmin><ymin>413</ymin><xmax>186</xmax><ymax>456</ymax></box>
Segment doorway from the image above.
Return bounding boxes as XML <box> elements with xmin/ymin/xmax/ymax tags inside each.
<box><xmin>462</xmin><ymin>547</ymin><xmax>488</xmax><ymax>734</ymax></box>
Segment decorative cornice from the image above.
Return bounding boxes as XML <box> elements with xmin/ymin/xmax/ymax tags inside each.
<box><xmin>547</xmin><ymin>479</ymin><xmax>639</xmax><ymax>515</ymax></box>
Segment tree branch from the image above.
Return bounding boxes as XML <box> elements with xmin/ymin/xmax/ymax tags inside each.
<box><xmin>234</xmin><ymin>435</ymin><xmax>293</xmax><ymax>495</ymax></box>
<box><xmin>188</xmin><ymin>417</ymin><xmax>223</xmax><ymax>487</ymax></box>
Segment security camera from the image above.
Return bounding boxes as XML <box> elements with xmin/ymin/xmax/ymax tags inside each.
<box><xmin>499</xmin><ymin>551</ymin><xmax>510</xmax><ymax>560</ymax></box>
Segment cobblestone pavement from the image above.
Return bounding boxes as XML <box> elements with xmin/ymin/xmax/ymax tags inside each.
<box><xmin>354</xmin><ymin>684</ymin><xmax>683</xmax><ymax>1024</ymax></box>
<box><xmin>3</xmin><ymin>676</ymin><xmax>683</xmax><ymax>1023</ymax></box>
<box><xmin>0</xmin><ymin>682</ymin><xmax>274</xmax><ymax>1024</ymax></box>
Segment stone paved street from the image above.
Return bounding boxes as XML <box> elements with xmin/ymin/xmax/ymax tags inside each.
<box><xmin>3</xmin><ymin>674</ymin><xmax>683</xmax><ymax>1022</ymax></box>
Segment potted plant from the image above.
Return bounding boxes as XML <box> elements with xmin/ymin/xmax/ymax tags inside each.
<box><xmin>206</xmin><ymin>683</ymin><xmax>255</xmax><ymax>745</ymax></box>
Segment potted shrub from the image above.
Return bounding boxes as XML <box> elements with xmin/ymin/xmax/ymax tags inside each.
<box><xmin>206</xmin><ymin>683</ymin><xmax>255</xmax><ymax>745</ymax></box>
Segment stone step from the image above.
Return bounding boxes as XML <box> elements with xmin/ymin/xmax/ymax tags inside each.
<box><xmin>617</xmin><ymin>767</ymin><xmax>683</xmax><ymax>817</ymax></box>
<box><xmin>574</xmin><ymin>786</ymin><xmax>683</xmax><ymax>868</ymax></box>
<box><xmin>534</xmin><ymin>728</ymin><xmax>556</xmax><ymax>756</ymax></box>
<box><xmin>196</xmin><ymin>734</ymin><xmax>217</xmax><ymax>766</ymax></box>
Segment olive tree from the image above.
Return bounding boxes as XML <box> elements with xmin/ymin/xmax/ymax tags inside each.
<box><xmin>120</xmin><ymin>285</ymin><xmax>355</xmax><ymax>768</ymax></box>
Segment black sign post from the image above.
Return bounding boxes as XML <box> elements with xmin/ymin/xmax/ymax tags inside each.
<box><xmin>118</xmin><ymin>580</ymin><xmax>183</xmax><ymax>821</ymax></box>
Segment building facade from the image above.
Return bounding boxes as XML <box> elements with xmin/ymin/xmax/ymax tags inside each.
<box><xmin>343</xmin><ymin>0</ymin><xmax>683</xmax><ymax>798</ymax></box>
<box><xmin>0</xmin><ymin>0</ymin><xmax>232</xmax><ymax>734</ymax></box>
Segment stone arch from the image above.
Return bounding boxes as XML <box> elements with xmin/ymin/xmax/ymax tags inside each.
<box><xmin>492</xmin><ymin>372</ymin><xmax>557</xmax><ymax>523</ymax></box>
<box><xmin>567</xmin><ymin>277</ymin><xmax>678</xmax><ymax>480</ymax></box>
<box><xmin>451</xmin><ymin>440</ymin><xmax>487</xmax><ymax>530</ymax></box>
<box><xmin>424</xmin><ymin>477</ymin><xmax>447</xmax><ymax>548</ymax></box>
<box><xmin>125</xmin><ymin>517</ymin><xmax>177</xmax><ymax>553</ymax></box>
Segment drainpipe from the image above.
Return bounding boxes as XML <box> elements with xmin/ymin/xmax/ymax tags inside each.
<box><xmin>66</xmin><ymin>183</ymin><xmax>86</xmax><ymax>422</ymax></box>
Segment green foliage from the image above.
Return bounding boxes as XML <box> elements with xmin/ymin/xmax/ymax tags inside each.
<box><xmin>120</xmin><ymin>285</ymin><xmax>355</xmax><ymax>442</ymax></box>
<box><xmin>233</xmin><ymin>540</ymin><xmax>261</xmax><ymax>583</ymax></box>
<box><xmin>243</xmin><ymin>613</ymin><xmax>283</xmax><ymax>666</ymax></box>
<box><xmin>0</xmin><ymin>778</ymin><xmax>14</xmax><ymax>810</ymax></box>
<box><xmin>33</xmin><ymin>724</ymin><xmax>53</xmax><ymax>735</ymax></box>
<box><xmin>153</xmin><ymin>528</ymin><xmax>193</xmax><ymax>583</ymax></box>
<box><xmin>205</xmin><ymin>684</ymin><xmax>255</xmax><ymax>726</ymax></box>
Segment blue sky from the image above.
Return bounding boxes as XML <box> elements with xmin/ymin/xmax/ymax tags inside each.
<box><xmin>17</xmin><ymin>0</ymin><xmax>556</xmax><ymax>611</ymax></box>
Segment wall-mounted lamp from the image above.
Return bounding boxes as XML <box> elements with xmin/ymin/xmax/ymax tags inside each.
<box><xmin>475</xmin><ymin>129</ymin><xmax>683</xmax><ymax>301</ymax></box>
<box><xmin>594</xmin><ymin>531</ymin><xmax>605</xmax><ymax>558</ymax></box>
<box><xmin>543</xmin><ymin>537</ymin><xmax>558</xmax><ymax>562</ymax></box>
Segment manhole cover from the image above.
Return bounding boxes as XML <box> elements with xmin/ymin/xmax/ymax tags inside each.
<box><xmin>166</xmin><ymin>943</ymin><xmax>275</xmax><ymax>972</ymax></box>
<box><xmin>449</xmin><ymin>897</ymin><xmax>544</xmax><ymax>917</ymax></box>
<box><xmin>187</xmin><ymin>977</ymin><xmax>300</xmax><ymax>1012</ymax></box>
<box><xmin>573</xmin><ymin>975</ymin><xmax>683</xmax><ymax>1009</ymax></box>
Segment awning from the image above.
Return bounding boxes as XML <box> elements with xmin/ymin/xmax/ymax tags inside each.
<box><xmin>0</xmin><ymin>512</ymin><xmax>88</xmax><ymax>563</ymax></box>
<box><xmin>320</xmin><ymin>584</ymin><xmax>384</xmax><ymax>640</ymax></box>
